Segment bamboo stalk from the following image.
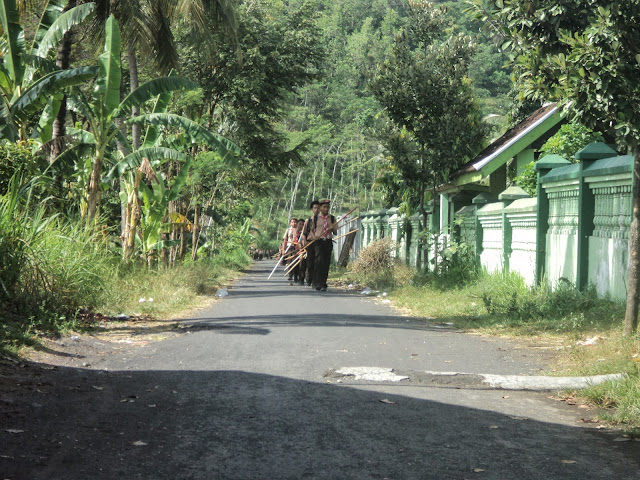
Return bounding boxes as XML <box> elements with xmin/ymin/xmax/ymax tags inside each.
<box><xmin>284</xmin><ymin>251</ymin><xmax>304</xmax><ymax>274</ymax></box>
<box><xmin>342</xmin><ymin>215</ymin><xmax>360</xmax><ymax>227</ymax></box>
<box><xmin>332</xmin><ymin>228</ymin><xmax>359</xmax><ymax>241</ymax></box>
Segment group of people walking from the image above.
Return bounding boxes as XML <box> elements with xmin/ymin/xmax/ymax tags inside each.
<box><xmin>279</xmin><ymin>198</ymin><xmax>337</xmax><ymax>292</ymax></box>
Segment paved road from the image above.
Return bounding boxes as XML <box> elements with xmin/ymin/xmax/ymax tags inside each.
<box><xmin>2</xmin><ymin>261</ymin><xmax>640</xmax><ymax>479</ymax></box>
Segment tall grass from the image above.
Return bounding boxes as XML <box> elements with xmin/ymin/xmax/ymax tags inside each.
<box><xmin>97</xmin><ymin>250</ymin><xmax>251</xmax><ymax>317</ymax></box>
<box><xmin>0</xmin><ymin>177</ymin><xmax>113</xmax><ymax>350</ymax></box>
<box><xmin>0</xmin><ymin>174</ymin><xmax>252</xmax><ymax>354</ymax></box>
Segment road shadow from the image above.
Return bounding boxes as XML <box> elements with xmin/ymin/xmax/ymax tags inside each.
<box><xmin>90</xmin><ymin>313</ymin><xmax>450</xmax><ymax>338</ymax></box>
<box><xmin>1</xmin><ymin>362</ymin><xmax>639</xmax><ymax>479</ymax></box>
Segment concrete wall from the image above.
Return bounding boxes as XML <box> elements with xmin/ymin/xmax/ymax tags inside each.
<box><xmin>355</xmin><ymin>147</ymin><xmax>633</xmax><ymax>301</ymax></box>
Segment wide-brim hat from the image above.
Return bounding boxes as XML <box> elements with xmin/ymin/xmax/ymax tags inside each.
<box><xmin>319</xmin><ymin>198</ymin><xmax>330</xmax><ymax>205</ymax></box>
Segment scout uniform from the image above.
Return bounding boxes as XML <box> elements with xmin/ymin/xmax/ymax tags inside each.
<box><xmin>309</xmin><ymin>199</ymin><xmax>337</xmax><ymax>291</ymax></box>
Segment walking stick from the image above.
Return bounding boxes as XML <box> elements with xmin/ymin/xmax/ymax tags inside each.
<box><xmin>268</xmin><ymin>244</ymin><xmax>291</xmax><ymax>280</ymax></box>
<box><xmin>284</xmin><ymin>250</ymin><xmax>306</xmax><ymax>274</ymax></box>
<box><xmin>332</xmin><ymin>228</ymin><xmax>360</xmax><ymax>241</ymax></box>
<box><xmin>294</xmin><ymin>206</ymin><xmax>359</xmax><ymax>259</ymax></box>
<box><xmin>269</xmin><ymin>229</ymin><xmax>305</xmax><ymax>280</ymax></box>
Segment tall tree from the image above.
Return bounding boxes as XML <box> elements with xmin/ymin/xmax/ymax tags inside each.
<box><xmin>369</xmin><ymin>0</ymin><xmax>487</xmax><ymax>234</ymax></box>
<box><xmin>467</xmin><ymin>0</ymin><xmax>640</xmax><ymax>333</ymax></box>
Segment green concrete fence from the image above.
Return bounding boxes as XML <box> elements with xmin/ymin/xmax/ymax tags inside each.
<box><xmin>357</xmin><ymin>143</ymin><xmax>633</xmax><ymax>301</ymax></box>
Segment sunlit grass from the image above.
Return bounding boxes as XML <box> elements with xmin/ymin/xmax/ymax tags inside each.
<box><xmin>97</xmin><ymin>257</ymin><xmax>248</xmax><ymax>319</ymax></box>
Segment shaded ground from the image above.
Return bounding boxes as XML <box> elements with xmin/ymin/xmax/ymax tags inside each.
<box><xmin>2</xmin><ymin>261</ymin><xmax>640</xmax><ymax>479</ymax></box>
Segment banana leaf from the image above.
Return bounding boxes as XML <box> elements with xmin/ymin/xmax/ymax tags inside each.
<box><xmin>107</xmin><ymin>147</ymin><xmax>189</xmax><ymax>180</ymax></box>
<box><xmin>66</xmin><ymin>92</ymin><xmax>97</xmax><ymax>127</ymax></box>
<box><xmin>31</xmin><ymin>0</ymin><xmax>66</xmax><ymax>51</ymax></box>
<box><xmin>21</xmin><ymin>54</ymin><xmax>57</xmax><ymax>75</ymax></box>
<box><xmin>35</xmin><ymin>3</ymin><xmax>96</xmax><ymax>58</ymax></box>
<box><xmin>167</xmin><ymin>158</ymin><xmax>192</xmax><ymax>203</ymax></box>
<box><xmin>11</xmin><ymin>66</ymin><xmax>99</xmax><ymax>122</ymax></box>
<box><xmin>127</xmin><ymin>113</ymin><xmax>244</xmax><ymax>162</ymax></box>
<box><xmin>96</xmin><ymin>14</ymin><xmax>121</xmax><ymax>117</ymax></box>
<box><xmin>0</xmin><ymin>0</ymin><xmax>25</xmax><ymax>89</ymax></box>
<box><xmin>116</xmin><ymin>76</ymin><xmax>199</xmax><ymax>117</ymax></box>
<box><xmin>142</xmin><ymin>70</ymin><xmax>176</xmax><ymax>148</ymax></box>
<box><xmin>52</xmin><ymin>142</ymin><xmax>96</xmax><ymax>169</ymax></box>
<box><xmin>35</xmin><ymin>93</ymin><xmax>63</xmax><ymax>143</ymax></box>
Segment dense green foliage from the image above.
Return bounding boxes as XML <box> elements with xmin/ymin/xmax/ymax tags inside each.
<box><xmin>514</xmin><ymin>123</ymin><xmax>604</xmax><ymax>195</ymax></box>
<box><xmin>0</xmin><ymin>0</ymin><xmax>517</xmax><ymax>348</ymax></box>
<box><xmin>369</xmin><ymin>1</ymin><xmax>487</xmax><ymax>225</ymax></box>
<box><xmin>469</xmin><ymin>0</ymin><xmax>640</xmax><ymax>334</ymax></box>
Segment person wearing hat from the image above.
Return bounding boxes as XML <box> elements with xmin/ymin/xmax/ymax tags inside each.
<box><xmin>307</xmin><ymin>198</ymin><xmax>337</xmax><ymax>291</ymax></box>
<box><xmin>301</xmin><ymin>199</ymin><xmax>320</xmax><ymax>286</ymax></box>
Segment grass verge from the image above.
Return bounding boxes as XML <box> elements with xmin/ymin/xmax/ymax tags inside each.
<box><xmin>335</xmin><ymin>258</ymin><xmax>640</xmax><ymax>431</ymax></box>
<box><xmin>1</xmin><ymin>250</ymin><xmax>251</xmax><ymax>357</ymax></box>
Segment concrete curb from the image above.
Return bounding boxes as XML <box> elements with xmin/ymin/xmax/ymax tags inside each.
<box><xmin>423</xmin><ymin>371</ymin><xmax>627</xmax><ymax>391</ymax></box>
<box><xmin>479</xmin><ymin>373</ymin><xmax>627</xmax><ymax>391</ymax></box>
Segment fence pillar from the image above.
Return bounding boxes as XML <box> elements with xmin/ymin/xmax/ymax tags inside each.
<box><xmin>534</xmin><ymin>155</ymin><xmax>572</xmax><ymax>285</ymax></box>
<box><xmin>471</xmin><ymin>193</ymin><xmax>497</xmax><ymax>269</ymax></box>
<box><xmin>575</xmin><ymin>142</ymin><xmax>618</xmax><ymax>290</ymax></box>
<box><xmin>498</xmin><ymin>186</ymin><xmax>530</xmax><ymax>272</ymax></box>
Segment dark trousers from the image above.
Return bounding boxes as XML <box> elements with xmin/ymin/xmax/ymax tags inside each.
<box><xmin>299</xmin><ymin>255</ymin><xmax>307</xmax><ymax>283</ymax></box>
<box><xmin>305</xmin><ymin>245</ymin><xmax>315</xmax><ymax>285</ymax></box>
<box><xmin>313</xmin><ymin>239</ymin><xmax>333</xmax><ymax>288</ymax></box>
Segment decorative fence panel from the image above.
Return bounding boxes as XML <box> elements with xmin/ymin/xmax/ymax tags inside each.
<box><xmin>476</xmin><ymin>202</ymin><xmax>505</xmax><ymax>274</ymax></box>
<box><xmin>542</xmin><ymin>170</ymin><xmax>580</xmax><ymax>287</ymax></box>
<box><xmin>504</xmin><ymin>198</ymin><xmax>538</xmax><ymax>286</ymax></box>
<box><xmin>584</xmin><ymin>156</ymin><xmax>633</xmax><ymax>299</ymax></box>
<box><xmin>354</xmin><ymin>144</ymin><xmax>633</xmax><ymax>301</ymax></box>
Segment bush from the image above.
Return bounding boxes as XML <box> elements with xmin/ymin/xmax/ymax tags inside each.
<box><xmin>0</xmin><ymin>141</ymin><xmax>46</xmax><ymax>195</ymax></box>
<box><xmin>351</xmin><ymin>238</ymin><xmax>395</xmax><ymax>276</ymax></box>
<box><xmin>350</xmin><ymin>238</ymin><xmax>411</xmax><ymax>288</ymax></box>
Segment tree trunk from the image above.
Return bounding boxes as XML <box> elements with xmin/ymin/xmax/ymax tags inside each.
<box><xmin>128</xmin><ymin>44</ymin><xmax>141</xmax><ymax>150</ymax></box>
<box><xmin>418</xmin><ymin>178</ymin><xmax>429</xmax><ymax>271</ymax></box>
<box><xmin>123</xmin><ymin>170</ymin><xmax>142</xmax><ymax>261</ymax></box>
<box><xmin>86</xmin><ymin>155</ymin><xmax>103</xmax><ymax>224</ymax></box>
<box><xmin>624</xmin><ymin>147</ymin><xmax>640</xmax><ymax>334</ymax></box>
<box><xmin>192</xmin><ymin>200</ymin><xmax>202</xmax><ymax>261</ymax></box>
<box><xmin>288</xmin><ymin>168</ymin><xmax>303</xmax><ymax>220</ymax></box>
<box><xmin>179</xmin><ymin>225</ymin><xmax>187</xmax><ymax>260</ymax></box>
<box><xmin>50</xmin><ymin>0</ymin><xmax>76</xmax><ymax>163</ymax></box>
<box><xmin>115</xmin><ymin>117</ymin><xmax>130</xmax><ymax>244</ymax></box>
<box><xmin>338</xmin><ymin>229</ymin><xmax>357</xmax><ymax>267</ymax></box>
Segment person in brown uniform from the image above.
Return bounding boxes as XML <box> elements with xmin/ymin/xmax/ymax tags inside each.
<box><xmin>280</xmin><ymin>218</ymin><xmax>298</xmax><ymax>282</ymax></box>
<box><xmin>307</xmin><ymin>199</ymin><xmax>337</xmax><ymax>291</ymax></box>
<box><xmin>292</xmin><ymin>218</ymin><xmax>305</xmax><ymax>285</ymax></box>
<box><xmin>301</xmin><ymin>200</ymin><xmax>320</xmax><ymax>286</ymax></box>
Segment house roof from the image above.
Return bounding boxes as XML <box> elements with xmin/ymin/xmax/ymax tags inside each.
<box><xmin>446</xmin><ymin>103</ymin><xmax>563</xmax><ymax>188</ymax></box>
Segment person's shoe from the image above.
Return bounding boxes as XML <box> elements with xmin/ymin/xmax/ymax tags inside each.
<box><xmin>289</xmin><ymin>282</ymin><xmax>294</xmax><ymax>286</ymax></box>
<box><xmin>315</xmin><ymin>287</ymin><xmax>321</xmax><ymax>291</ymax></box>
<box><xmin>321</xmin><ymin>286</ymin><xmax>327</xmax><ymax>291</ymax></box>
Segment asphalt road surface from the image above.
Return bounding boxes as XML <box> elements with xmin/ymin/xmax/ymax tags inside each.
<box><xmin>2</xmin><ymin>261</ymin><xmax>639</xmax><ymax>479</ymax></box>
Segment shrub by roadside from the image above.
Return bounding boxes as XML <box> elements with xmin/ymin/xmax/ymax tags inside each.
<box><xmin>0</xmin><ymin>178</ymin><xmax>251</xmax><ymax>356</ymax></box>
<box><xmin>347</xmin><ymin>238</ymin><xmax>412</xmax><ymax>289</ymax></box>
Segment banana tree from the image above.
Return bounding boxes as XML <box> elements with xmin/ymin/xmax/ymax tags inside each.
<box><xmin>114</xmin><ymin>71</ymin><xmax>243</xmax><ymax>262</ymax></box>
<box><xmin>59</xmin><ymin>14</ymin><xmax>205</xmax><ymax>224</ymax></box>
<box><xmin>0</xmin><ymin>0</ymin><xmax>97</xmax><ymax>142</ymax></box>
<box><xmin>136</xmin><ymin>157</ymin><xmax>192</xmax><ymax>267</ymax></box>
